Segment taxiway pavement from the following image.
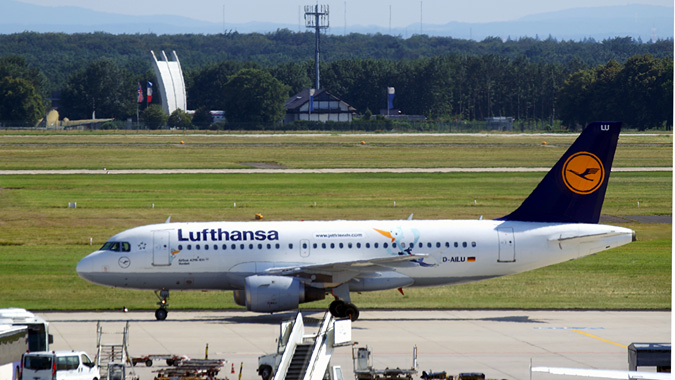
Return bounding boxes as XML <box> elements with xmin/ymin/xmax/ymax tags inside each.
<box><xmin>39</xmin><ymin>310</ymin><xmax>669</xmax><ymax>380</ymax></box>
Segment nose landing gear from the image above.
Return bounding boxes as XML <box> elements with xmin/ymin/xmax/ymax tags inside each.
<box><xmin>154</xmin><ymin>289</ymin><xmax>169</xmax><ymax>320</ymax></box>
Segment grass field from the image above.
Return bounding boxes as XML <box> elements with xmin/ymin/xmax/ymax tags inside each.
<box><xmin>0</xmin><ymin>132</ymin><xmax>670</xmax><ymax>311</ymax></box>
<box><xmin>0</xmin><ymin>132</ymin><xmax>671</xmax><ymax>169</ymax></box>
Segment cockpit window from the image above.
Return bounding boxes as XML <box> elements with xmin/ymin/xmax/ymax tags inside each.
<box><xmin>100</xmin><ymin>241</ymin><xmax>131</xmax><ymax>252</ymax></box>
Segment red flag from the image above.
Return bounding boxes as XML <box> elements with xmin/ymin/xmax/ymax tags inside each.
<box><xmin>137</xmin><ymin>82</ymin><xmax>144</xmax><ymax>103</ymax></box>
<box><xmin>147</xmin><ymin>81</ymin><xmax>153</xmax><ymax>103</ymax></box>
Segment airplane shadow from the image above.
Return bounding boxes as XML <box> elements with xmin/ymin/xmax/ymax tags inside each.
<box><xmin>44</xmin><ymin>310</ymin><xmax>546</xmax><ymax>325</ymax></box>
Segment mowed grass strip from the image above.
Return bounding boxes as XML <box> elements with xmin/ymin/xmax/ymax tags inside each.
<box><xmin>0</xmin><ymin>171</ymin><xmax>670</xmax><ymax>310</ymax></box>
<box><xmin>0</xmin><ymin>133</ymin><xmax>670</xmax><ymax>169</ymax></box>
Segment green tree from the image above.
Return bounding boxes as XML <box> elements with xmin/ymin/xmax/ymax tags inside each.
<box><xmin>0</xmin><ymin>56</ymin><xmax>47</xmax><ymax>98</ymax></box>
<box><xmin>142</xmin><ymin>105</ymin><xmax>167</xmax><ymax>130</ymax></box>
<box><xmin>167</xmin><ymin>109</ymin><xmax>192</xmax><ymax>129</ymax></box>
<box><xmin>557</xmin><ymin>69</ymin><xmax>595</xmax><ymax>129</ymax></box>
<box><xmin>0</xmin><ymin>76</ymin><xmax>44</xmax><ymax>125</ymax></box>
<box><xmin>222</xmin><ymin>68</ymin><xmax>290</xmax><ymax>124</ymax></box>
<box><xmin>191</xmin><ymin>106</ymin><xmax>213</xmax><ymax>129</ymax></box>
<box><xmin>187</xmin><ymin>61</ymin><xmax>258</xmax><ymax>110</ymax></box>
<box><xmin>60</xmin><ymin>59</ymin><xmax>135</xmax><ymax>120</ymax></box>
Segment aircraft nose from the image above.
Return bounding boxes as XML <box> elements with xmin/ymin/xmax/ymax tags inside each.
<box><xmin>76</xmin><ymin>252</ymin><xmax>98</xmax><ymax>282</ymax></box>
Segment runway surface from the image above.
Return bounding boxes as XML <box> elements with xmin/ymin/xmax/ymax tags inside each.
<box><xmin>39</xmin><ymin>309</ymin><xmax>670</xmax><ymax>380</ymax></box>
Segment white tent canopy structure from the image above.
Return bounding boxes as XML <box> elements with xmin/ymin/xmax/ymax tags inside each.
<box><xmin>150</xmin><ymin>50</ymin><xmax>187</xmax><ymax>115</ymax></box>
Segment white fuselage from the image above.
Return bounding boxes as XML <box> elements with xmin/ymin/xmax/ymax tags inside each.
<box><xmin>76</xmin><ymin>219</ymin><xmax>634</xmax><ymax>292</ymax></box>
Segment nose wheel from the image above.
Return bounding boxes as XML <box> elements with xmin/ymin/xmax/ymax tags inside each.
<box><xmin>154</xmin><ymin>290</ymin><xmax>169</xmax><ymax>320</ymax></box>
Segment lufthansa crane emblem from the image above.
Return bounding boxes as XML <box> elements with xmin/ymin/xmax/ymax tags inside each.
<box><xmin>562</xmin><ymin>151</ymin><xmax>605</xmax><ymax>195</ymax></box>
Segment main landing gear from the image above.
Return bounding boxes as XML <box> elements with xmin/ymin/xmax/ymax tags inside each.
<box><xmin>154</xmin><ymin>289</ymin><xmax>169</xmax><ymax>320</ymax></box>
<box><xmin>329</xmin><ymin>299</ymin><xmax>360</xmax><ymax>321</ymax></box>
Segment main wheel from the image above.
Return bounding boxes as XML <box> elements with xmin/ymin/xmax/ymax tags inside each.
<box><xmin>145</xmin><ymin>359</ymin><xmax>153</xmax><ymax>367</ymax></box>
<box><xmin>343</xmin><ymin>303</ymin><xmax>360</xmax><ymax>321</ymax></box>
<box><xmin>329</xmin><ymin>300</ymin><xmax>345</xmax><ymax>317</ymax></box>
<box><xmin>155</xmin><ymin>308</ymin><xmax>168</xmax><ymax>321</ymax></box>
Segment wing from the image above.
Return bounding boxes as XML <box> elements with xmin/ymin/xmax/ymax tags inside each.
<box><xmin>264</xmin><ymin>253</ymin><xmax>435</xmax><ymax>286</ymax></box>
<box><xmin>531</xmin><ymin>367</ymin><xmax>671</xmax><ymax>380</ymax></box>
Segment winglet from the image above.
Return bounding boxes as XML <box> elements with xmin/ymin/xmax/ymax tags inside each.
<box><xmin>499</xmin><ymin>122</ymin><xmax>621</xmax><ymax>224</ymax></box>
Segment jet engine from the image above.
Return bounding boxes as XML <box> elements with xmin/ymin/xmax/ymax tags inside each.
<box><xmin>233</xmin><ymin>275</ymin><xmax>325</xmax><ymax>313</ymax></box>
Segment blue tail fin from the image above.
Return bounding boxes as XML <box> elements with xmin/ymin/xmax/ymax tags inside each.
<box><xmin>499</xmin><ymin>122</ymin><xmax>621</xmax><ymax>224</ymax></box>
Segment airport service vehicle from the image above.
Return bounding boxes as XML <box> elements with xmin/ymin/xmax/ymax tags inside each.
<box><xmin>77</xmin><ymin>122</ymin><xmax>635</xmax><ymax>321</ymax></box>
<box><xmin>130</xmin><ymin>354</ymin><xmax>188</xmax><ymax>367</ymax></box>
<box><xmin>353</xmin><ymin>346</ymin><xmax>417</xmax><ymax>380</ymax></box>
<box><xmin>20</xmin><ymin>351</ymin><xmax>100</xmax><ymax>380</ymax></box>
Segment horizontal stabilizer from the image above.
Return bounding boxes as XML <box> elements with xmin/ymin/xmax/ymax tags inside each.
<box><xmin>550</xmin><ymin>230</ymin><xmax>635</xmax><ymax>243</ymax></box>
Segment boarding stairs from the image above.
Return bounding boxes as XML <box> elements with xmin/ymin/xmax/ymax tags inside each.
<box><xmin>271</xmin><ymin>312</ymin><xmax>351</xmax><ymax>380</ymax></box>
<box><xmin>95</xmin><ymin>321</ymin><xmax>134</xmax><ymax>380</ymax></box>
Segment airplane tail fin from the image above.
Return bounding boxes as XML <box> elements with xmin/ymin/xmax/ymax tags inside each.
<box><xmin>499</xmin><ymin>122</ymin><xmax>621</xmax><ymax>224</ymax></box>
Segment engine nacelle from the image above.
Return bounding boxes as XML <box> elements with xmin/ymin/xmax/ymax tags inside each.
<box><xmin>233</xmin><ymin>275</ymin><xmax>325</xmax><ymax>313</ymax></box>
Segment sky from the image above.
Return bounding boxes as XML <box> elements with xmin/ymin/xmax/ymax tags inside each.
<box><xmin>16</xmin><ymin>0</ymin><xmax>674</xmax><ymax>28</ymax></box>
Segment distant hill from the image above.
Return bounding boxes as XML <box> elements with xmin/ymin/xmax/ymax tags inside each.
<box><xmin>0</xmin><ymin>0</ymin><xmax>671</xmax><ymax>41</ymax></box>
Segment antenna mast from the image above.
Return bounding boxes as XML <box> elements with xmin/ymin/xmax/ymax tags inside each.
<box><xmin>304</xmin><ymin>4</ymin><xmax>329</xmax><ymax>90</ymax></box>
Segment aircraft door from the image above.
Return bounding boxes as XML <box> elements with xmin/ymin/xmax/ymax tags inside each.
<box><xmin>497</xmin><ymin>227</ymin><xmax>516</xmax><ymax>262</ymax></box>
<box><xmin>153</xmin><ymin>230</ymin><xmax>171</xmax><ymax>266</ymax></box>
<box><xmin>300</xmin><ymin>239</ymin><xmax>310</xmax><ymax>258</ymax></box>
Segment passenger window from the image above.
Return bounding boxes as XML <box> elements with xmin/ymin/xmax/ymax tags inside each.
<box><xmin>178</xmin><ymin>245</ymin><xmax>183</xmax><ymax>250</ymax></box>
<box><xmin>302</xmin><ymin>243</ymin><xmax>308</xmax><ymax>249</ymax></box>
<box><xmin>383</xmin><ymin>242</ymin><xmax>388</xmax><ymax>248</ymax></box>
<box><xmin>196</xmin><ymin>245</ymin><xmax>200</xmax><ymax>250</ymax></box>
<box><xmin>249</xmin><ymin>244</ymin><xmax>253</xmax><ymax>249</ymax></box>
<box><xmin>240</xmin><ymin>244</ymin><xmax>245</xmax><ymax>250</ymax></box>
<box><xmin>267</xmin><ymin>244</ymin><xmax>271</xmax><ymax>249</ymax></box>
<box><xmin>258</xmin><ymin>244</ymin><xmax>263</xmax><ymax>249</ymax></box>
<box><xmin>436</xmin><ymin>242</ymin><xmax>441</xmax><ymax>248</ymax></box>
<box><xmin>472</xmin><ymin>242</ymin><xmax>477</xmax><ymax>247</ymax></box>
<box><xmin>374</xmin><ymin>243</ymin><xmax>379</xmax><ymax>248</ymax></box>
<box><xmin>339</xmin><ymin>243</ymin><xmax>344</xmax><ymax>249</ymax></box>
<box><xmin>419</xmin><ymin>242</ymin><xmax>423</xmax><ymax>248</ymax></box>
<box><xmin>232</xmin><ymin>244</ymin><xmax>236</xmax><ymax>250</ymax></box>
<box><xmin>313</xmin><ymin>243</ymin><xmax>317</xmax><ymax>249</ymax></box>
<box><xmin>445</xmin><ymin>242</ymin><xmax>450</xmax><ymax>248</ymax></box>
<box><xmin>322</xmin><ymin>243</ymin><xmax>326</xmax><ymax>249</ymax></box>
<box><xmin>275</xmin><ymin>244</ymin><xmax>280</xmax><ymax>249</ymax></box>
<box><xmin>365</xmin><ymin>243</ymin><xmax>370</xmax><ymax>248</ymax></box>
<box><xmin>454</xmin><ymin>242</ymin><xmax>459</xmax><ymax>248</ymax></box>
<box><xmin>356</xmin><ymin>243</ymin><xmax>361</xmax><ymax>248</ymax></box>
<box><xmin>289</xmin><ymin>244</ymin><xmax>294</xmax><ymax>249</ymax></box>
<box><xmin>427</xmin><ymin>242</ymin><xmax>432</xmax><ymax>248</ymax></box>
<box><xmin>463</xmin><ymin>242</ymin><xmax>468</xmax><ymax>248</ymax></box>
<box><xmin>187</xmin><ymin>245</ymin><xmax>192</xmax><ymax>250</ymax></box>
<box><xmin>392</xmin><ymin>243</ymin><xmax>397</xmax><ymax>248</ymax></box>
<box><xmin>348</xmin><ymin>242</ymin><xmax>353</xmax><ymax>249</ymax></box>
<box><xmin>330</xmin><ymin>243</ymin><xmax>335</xmax><ymax>249</ymax></box>
<box><xmin>222</xmin><ymin>244</ymin><xmax>227</xmax><ymax>250</ymax></box>
<box><xmin>204</xmin><ymin>245</ymin><xmax>209</xmax><ymax>250</ymax></box>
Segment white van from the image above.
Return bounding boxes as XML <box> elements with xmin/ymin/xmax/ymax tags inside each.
<box><xmin>20</xmin><ymin>351</ymin><xmax>99</xmax><ymax>380</ymax></box>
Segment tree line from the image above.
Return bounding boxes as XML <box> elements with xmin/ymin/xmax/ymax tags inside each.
<box><xmin>0</xmin><ymin>31</ymin><xmax>672</xmax><ymax>129</ymax></box>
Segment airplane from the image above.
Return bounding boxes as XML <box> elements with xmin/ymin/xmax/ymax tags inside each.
<box><xmin>76</xmin><ymin>121</ymin><xmax>635</xmax><ymax>321</ymax></box>
<box><xmin>531</xmin><ymin>366</ymin><xmax>671</xmax><ymax>380</ymax></box>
